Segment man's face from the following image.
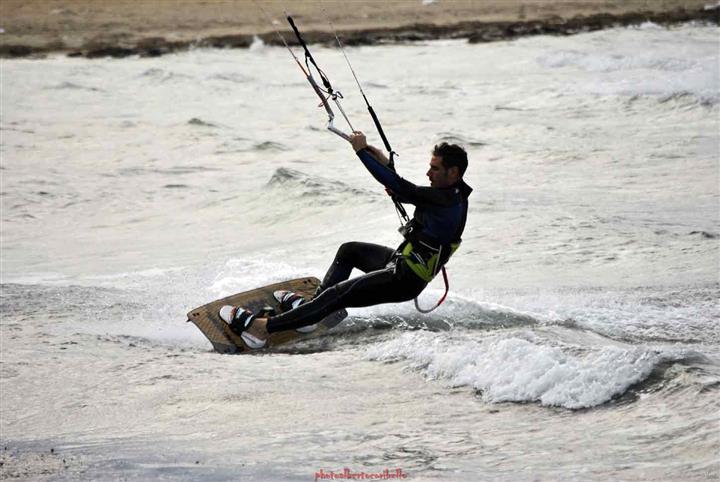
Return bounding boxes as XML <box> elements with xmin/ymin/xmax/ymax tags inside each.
<box><xmin>427</xmin><ymin>155</ymin><xmax>457</xmax><ymax>188</ymax></box>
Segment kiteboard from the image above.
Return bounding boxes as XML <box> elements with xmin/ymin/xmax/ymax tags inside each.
<box><xmin>187</xmin><ymin>276</ymin><xmax>347</xmax><ymax>354</ymax></box>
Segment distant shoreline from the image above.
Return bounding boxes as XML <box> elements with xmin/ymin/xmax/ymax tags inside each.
<box><xmin>1</xmin><ymin>2</ymin><xmax>717</xmax><ymax>59</ymax></box>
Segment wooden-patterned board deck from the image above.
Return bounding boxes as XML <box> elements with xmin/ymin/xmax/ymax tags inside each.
<box><xmin>186</xmin><ymin>277</ymin><xmax>347</xmax><ymax>354</ymax></box>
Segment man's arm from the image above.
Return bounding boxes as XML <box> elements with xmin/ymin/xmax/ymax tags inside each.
<box><xmin>365</xmin><ymin>145</ymin><xmax>390</xmax><ymax>167</ymax></box>
<box><xmin>350</xmin><ymin>132</ymin><xmax>454</xmax><ymax>208</ymax></box>
<box><xmin>350</xmin><ymin>131</ymin><xmax>390</xmax><ymax>166</ymax></box>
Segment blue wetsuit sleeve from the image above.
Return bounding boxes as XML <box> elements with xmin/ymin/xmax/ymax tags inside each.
<box><xmin>356</xmin><ymin>148</ymin><xmax>404</xmax><ymax>192</ymax></box>
<box><xmin>356</xmin><ymin>149</ymin><xmax>455</xmax><ymax>207</ymax></box>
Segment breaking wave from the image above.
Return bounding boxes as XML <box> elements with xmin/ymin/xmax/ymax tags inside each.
<box><xmin>265</xmin><ymin>167</ymin><xmax>380</xmax><ymax>204</ymax></box>
<box><xmin>537</xmin><ymin>50</ymin><xmax>699</xmax><ymax>73</ymax></box>
<box><xmin>187</xmin><ymin>117</ymin><xmax>220</xmax><ymax>128</ymax></box>
<box><xmin>46</xmin><ymin>81</ymin><xmax>103</xmax><ymax>92</ymax></box>
<box><xmin>435</xmin><ymin>132</ymin><xmax>486</xmax><ymax>147</ymax></box>
<box><xmin>365</xmin><ymin>331</ymin><xmax>694</xmax><ymax>409</ymax></box>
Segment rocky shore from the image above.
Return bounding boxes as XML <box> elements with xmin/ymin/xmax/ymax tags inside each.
<box><xmin>1</xmin><ymin>2</ymin><xmax>718</xmax><ymax>59</ymax></box>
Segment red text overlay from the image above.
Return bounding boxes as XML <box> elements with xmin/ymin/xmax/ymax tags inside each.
<box><xmin>314</xmin><ymin>468</ymin><xmax>408</xmax><ymax>481</ymax></box>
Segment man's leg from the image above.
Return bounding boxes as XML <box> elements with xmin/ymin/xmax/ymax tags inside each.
<box><xmin>319</xmin><ymin>242</ymin><xmax>396</xmax><ymax>293</ymax></box>
<box><xmin>219</xmin><ymin>242</ymin><xmax>417</xmax><ymax>347</ymax></box>
<box><xmin>266</xmin><ymin>261</ymin><xmax>426</xmax><ymax>334</ymax></box>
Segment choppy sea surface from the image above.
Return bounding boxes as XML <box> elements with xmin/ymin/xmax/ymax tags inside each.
<box><xmin>1</xmin><ymin>23</ymin><xmax>719</xmax><ymax>481</ymax></box>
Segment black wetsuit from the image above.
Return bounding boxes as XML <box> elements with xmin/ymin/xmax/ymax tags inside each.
<box><xmin>266</xmin><ymin>148</ymin><xmax>472</xmax><ymax>334</ymax></box>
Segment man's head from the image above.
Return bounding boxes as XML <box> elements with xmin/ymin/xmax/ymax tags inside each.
<box><xmin>427</xmin><ymin>142</ymin><xmax>468</xmax><ymax>188</ymax></box>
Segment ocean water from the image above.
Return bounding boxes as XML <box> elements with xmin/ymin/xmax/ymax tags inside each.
<box><xmin>1</xmin><ymin>23</ymin><xmax>719</xmax><ymax>481</ymax></box>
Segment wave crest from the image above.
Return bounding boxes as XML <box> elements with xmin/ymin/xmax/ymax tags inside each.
<box><xmin>366</xmin><ymin>331</ymin><xmax>689</xmax><ymax>409</ymax></box>
<box><xmin>266</xmin><ymin>167</ymin><xmax>379</xmax><ymax>204</ymax></box>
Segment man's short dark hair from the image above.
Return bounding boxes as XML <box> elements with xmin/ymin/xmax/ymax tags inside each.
<box><xmin>433</xmin><ymin>142</ymin><xmax>468</xmax><ymax>177</ymax></box>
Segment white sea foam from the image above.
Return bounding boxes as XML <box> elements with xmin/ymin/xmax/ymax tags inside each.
<box><xmin>637</xmin><ymin>21</ymin><xmax>662</xmax><ymax>30</ymax></box>
<box><xmin>537</xmin><ymin>50</ymin><xmax>698</xmax><ymax>73</ymax></box>
<box><xmin>532</xmin><ymin>26</ymin><xmax>719</xmax><ymax>104</ymax></box>
<box><xmin>249</xmin><ymin>35</ymin><xmax>265</xmax><ymax>52</ymax></box>
<box><xmin>366</xmin><ymin>331</ymin><xmax>684</xmax><ymax>408</ymax></box>
<box><xmin>208</xmin><ymin>257</ymin><xmax>306</xmax><ymax>298</ymax></box>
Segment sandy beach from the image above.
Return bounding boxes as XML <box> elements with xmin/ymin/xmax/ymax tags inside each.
<box><xmin>1</xmin><ymin>0</ymin><xmax>717</xmax><ymax>57</ymax></box>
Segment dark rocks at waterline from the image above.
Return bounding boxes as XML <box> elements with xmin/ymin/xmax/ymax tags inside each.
<box><xmin>468</xmin><ymin>6</ymin><xmax>720</xmax><ymax>43</ymax></box>
<box><xmin>197</xmin><ymin>34</ymin><xmax>254</xmax><ymax>50</ymax></box>
<box><xmin>1</xmin><ymin>5</ymin><xmax>717</xmax><ymax>59</ymax></box>
<box><xmin>0</xmin><ymin>45</ymin><xmax>42</xmax><ymax>57</ymax></box>
<box><xmin>69</xmin><ymin>37</ymin><xmax>205</xmax><ymax>59</ymax></box>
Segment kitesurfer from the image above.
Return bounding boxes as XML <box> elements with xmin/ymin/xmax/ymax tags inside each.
<box><xmin>219</xmin><ymin>131</ymin><xmax>472</xmax><ymax>349</ymax></box>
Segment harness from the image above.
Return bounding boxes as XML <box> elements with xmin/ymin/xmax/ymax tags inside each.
<box><xmin>398</xmin><ymin>218</ymin><xmax>460</xmax><ymax>313</ymax></box>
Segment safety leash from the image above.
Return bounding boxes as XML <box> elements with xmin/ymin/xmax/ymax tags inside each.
<box><xmin>414</xmin><ymin>267</ymin><xmax>449</xmax><ymax>314</ymax></box>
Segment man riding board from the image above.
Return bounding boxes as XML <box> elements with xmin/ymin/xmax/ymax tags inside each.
<box><xmin>219</xmin><ymin>131</ymin><xmax>472</xmax><ymax>349</ymax></box>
